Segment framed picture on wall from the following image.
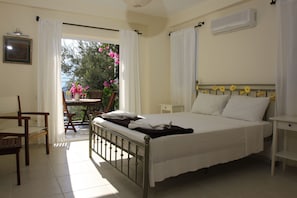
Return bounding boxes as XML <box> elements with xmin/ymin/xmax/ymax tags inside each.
<box><xmin>3</xmin><ymin>36</ymin><xmax>32</xmax><ymax>64</ymax></box>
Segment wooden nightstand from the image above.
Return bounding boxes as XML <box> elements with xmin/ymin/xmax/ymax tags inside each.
<box><xmin>160</xmin><ymin>104</ymin><xmax>184</xmax><ymax>113</ymax></box>
<box><xmin>270</xmin><ymin>115</ymin><xmax>297</xmax><ymax>176</ymax></box>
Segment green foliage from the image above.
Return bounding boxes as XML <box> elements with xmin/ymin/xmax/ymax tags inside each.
<box><xmin>61</xmin><ymin>39</ymin><xmax>120</xmax><ymax>112</ymax></box>
<box><xmin>61</xmin><ymin>40</ymin><xmax>119</xmax><ymax>90</ymax></box>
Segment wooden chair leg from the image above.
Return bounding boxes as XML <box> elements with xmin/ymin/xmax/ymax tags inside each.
<box><xmin>68</xmin><ymin>118</ymin><xmax>77</xmax><ymax>132</ymax></box>
<box><xmin>16</xmin><ymin>151</ymin><xmax>20</xmax><ymax>185</ymax></box>
<box><xmin>45</xmin><ymin>134</ymin><xmax>49</xmax><ymax>154</ymax></box>
<box><xmin>24</xmin><ymin>137</ymin><xmax>29</xmax><ymax>166</ymax></box>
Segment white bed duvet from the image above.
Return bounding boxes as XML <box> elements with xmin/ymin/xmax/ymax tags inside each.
<box><xmin>93</xmin><ymin>112</ymin><xmax>272</xmax><ymax>187</ymax></box>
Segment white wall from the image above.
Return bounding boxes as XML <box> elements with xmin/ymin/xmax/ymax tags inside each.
<box><xmin>169</xmin><ymin>0</ymin><xmax>277</xmax><ymax>84</ymax></box>
<box><xmin>0</xmin><ymin>0</ymin><xmax>278</xmax><ymax>114</ymax></box>
<box><xmin>0</xmin><ymin>1</ymin><xmax>170</xmax><ymax>114</ymax></box>
<box><xmin>198</xmin><ymin>0</ymin><xmax>276</xmax><ymax>84</ymax></box>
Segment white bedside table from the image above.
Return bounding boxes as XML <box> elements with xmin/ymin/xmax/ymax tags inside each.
<box><xmin>160</xmin><ymin>104</ymin><xmax>184</xmax><ymax>113</ymax></box>
<box><xmin>270</xmin><ymin>115</ymin><xmax>297</xmax><ymax>176</ymax></box>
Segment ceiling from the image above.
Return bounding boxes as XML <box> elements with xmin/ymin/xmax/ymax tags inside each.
<box><xmin>0</xmin><ymin>0</ymin><xmax>245</xmax><ymax>24</ymax></box>
<box><xmin>99</xmin><ymin>0</ymin><xmax>208</xmax><ymax>17</ymax></box>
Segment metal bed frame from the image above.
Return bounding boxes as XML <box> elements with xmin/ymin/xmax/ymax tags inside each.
<box><xmin>89</xmin><ymin>121</ymin><xmax>150</xmax><ymax>198</ymax></box>
<box><xmin>89</xmin><ymin>83</ymin><xmax>275</xmax><ymax>198</ymax></box>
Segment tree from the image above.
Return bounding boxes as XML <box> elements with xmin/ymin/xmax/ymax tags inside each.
<box><xmin>61</xmin><ymin>39</ymin><xmax>119</xmax><ymax>90</ymax></box>
<box><xmin>61</xmin><ymin>39</ymin><xmax>120</xmax><ymax>111</ymax></box>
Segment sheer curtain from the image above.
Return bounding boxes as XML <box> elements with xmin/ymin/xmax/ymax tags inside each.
<box><xmin>38</xmin><ymin>19</ymin><xmax>65</xmax><ymax>144</ymax></box>
<box><xmin>276</xmin><ymin>0</ymin><xmax>297</xmax><ymax>116</ymax></box>
<box><xmin>119</xmin><ymin>30</ymin><xmax>141</xmax><ymax>114</ymax></box>
<box><xmin>170</xmin><ymin>28</ymin><xmax>197</xmax><ymax>112</ymax></box>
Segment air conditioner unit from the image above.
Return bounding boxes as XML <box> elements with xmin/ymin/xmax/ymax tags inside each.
<box><xmin>211</xmin><ymin>8</ymin><xmax>257</xmax><ymax>34</ymax></box>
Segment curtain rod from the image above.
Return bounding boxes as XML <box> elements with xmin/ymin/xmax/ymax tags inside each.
<box><xmin>35</xmin><ymin>16</ymin><xmax>142</xmax><ymax>35</ymax></box>
<box><xmin>63</xmin><ymin>22</ymin><xmax>119</xmax><ymax>32</ymax></box>
<box><xmin>168</xmin><ymin>21</ymin><xmax>205</xmax><ymax>36</ymax></box>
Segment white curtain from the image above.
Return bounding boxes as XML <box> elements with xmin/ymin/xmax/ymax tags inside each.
<box><xmin>170</xmin><ymin>28</ymin><xmax>197</xmax><ymax>112</ymax></box>
<box><xmin>119</xmin><ymin>30</ymin><xmax>141</xmax><ymax>114</ymax></box>
<box><xmin>38</xmin><ymin>19</ymin><xmax>65</xmax><ymax>143</ymax></box>
<box><xmin>276</xmin><ymin>0</ymin><xmax>297</xmax><ymax>116</ymax></box>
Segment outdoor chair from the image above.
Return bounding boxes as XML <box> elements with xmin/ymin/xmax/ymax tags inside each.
<box><xmin>62</xmin><ymin>92</ymin><xmax>77</xmax><ymax>133</ymax></box>
<box><xmin>94</xmin><ymin>91</ymin><xmax>117</xmax><ymax>116</ymax></box>
<box><xmin>0</xmin><ymin>134</ymin><xmax>22</xmax><ymax>185</ymax></box>
<box><xmin>0</xmin><ymin>96</ymin><xmax>49</xmax><ymax>166</ymax></box>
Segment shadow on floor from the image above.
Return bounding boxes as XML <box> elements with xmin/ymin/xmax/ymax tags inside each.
<box><xmin>65</xmin><ymin>125</ymin><xmax>89</xmax><ymax>141</ymax></box>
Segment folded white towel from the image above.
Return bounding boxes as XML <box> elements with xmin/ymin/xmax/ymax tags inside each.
<box><xmin>128</xmin><ymin>119</ymin><xmax>172</xmax><ymax>130</ymax></box>
<box><xmin>101</xmin><ymin>110</ymin><xmax>138</xmax><ymax>120</ymax></box>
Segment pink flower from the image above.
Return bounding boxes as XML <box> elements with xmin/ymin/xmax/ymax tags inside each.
<box><xmin>114</xmin><ymin>53</ymin><xmax>119</xmax><ymax>58</ymax></box>
<box><xmin>108</xmin><ymin>51</ymin><xmax>115</xmax><ymax>58</ymax></box>
<box><xmin>103</xmin><ymin>81</ymin><xmax>110</xmax><ymax>87</ymax></box>
<box><xmin>70</xmin><ymin>83</ymin><xmax>89</xmax><ymax>96</ymax></box>
<box><xmin>114</xmin><ymin>58</ymin><xmax>119</xmax><ymax>65</ymax></box>
<box><xmin>98</xmin><ymin>48</ymin><xmax>103</xmax><ymax>52</ymax></box>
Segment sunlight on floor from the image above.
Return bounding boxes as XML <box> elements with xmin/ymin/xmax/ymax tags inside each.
<box><xmin>64</xmin><ymin>141</ymin><xmax>119</xmax><ymax>198</ymax></box>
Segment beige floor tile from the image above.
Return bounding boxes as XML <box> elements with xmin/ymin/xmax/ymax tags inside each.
<box><xmin>57</xmin><ymin>172</ymin><xmax>111</xmax><ymax>193</ymax></box>
<box><xmin>1</xmin><ymin>137</ymin><xmax>297</xmax><ymax>198</ymax></box>
<box><xmin>64</xmin><ymin>185</ymin><xmax>118</xmax><ymax>198</ymax></box>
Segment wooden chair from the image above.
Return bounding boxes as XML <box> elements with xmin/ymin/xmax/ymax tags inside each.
<box><xmin>94</xmin><ymin>92</ymin><xmax>117</xmax><ymax>116</ymax></box>
<box><xmin>62</xmin><ymin>92</ymin><xmax>77</xmax><ymax>133</ymax></box>
<box><xmin>104</xmin><ymin>92</ymin><xmax>117</xmax><ymax>113</ymax></box>
<box><xmin>0</xmin><ymin>96</ymin><xmax>49</xmax><ymax>166</ymax></box>
<box><xmin>0</xmin><ymin>134</ymin><xmax>22</xmax><ymax>185</ymax></box>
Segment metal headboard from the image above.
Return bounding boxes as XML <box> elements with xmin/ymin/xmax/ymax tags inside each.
<box><xmin>195</xmin><ymin>81</ymin><xmax>275</xmax><ymax>99</ymax></box>
<box><xmin>195</xmin><ymin>81</ymin><xmax>276</xmax><ymax>120</ymax></box>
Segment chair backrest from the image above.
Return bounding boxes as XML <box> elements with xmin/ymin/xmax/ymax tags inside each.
<box><xmin>88</xmin><ymin>90</ymin><xmax>103</xmax><ymax>99</ymax></box>
<box><xmin>62</xmin><ymin>92</ymin><xmax>69</xmax><ymax>114</ymax></box>
<box><xmin>104</xmin><ymin>92</ymin><xmax>117</xmax><ymax>113</ymax></box>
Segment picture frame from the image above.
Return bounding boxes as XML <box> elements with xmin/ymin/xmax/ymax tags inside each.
<box><xmin>3</xmin><ymin>36</ymin><xmax>32</xmax><ymax>64</ymax></box>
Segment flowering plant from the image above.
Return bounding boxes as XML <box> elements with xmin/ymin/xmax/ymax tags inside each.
<box><xmin>98</xmin><ymin>45</ymin><xmax>120</xmax><ymax>65</ymax></box>
<box><xmin>70</xmin><ymin>82</ymin><xmax>89</xmax><ymax>96</ymax></box>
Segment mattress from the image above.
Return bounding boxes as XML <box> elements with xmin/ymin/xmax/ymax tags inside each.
<box><xmin>92</xmin><ymin>112</ymin><xmax>272</xmax><ymax>186</ymax></box>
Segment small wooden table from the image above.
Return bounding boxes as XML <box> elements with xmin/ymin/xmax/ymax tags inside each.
<box><xmin>160</xmin><ymin>104</ymin><xmax>184</xmax><ymax>113</ymax></box>
<box><xmin>66</xmin><ymin>98</ymin><xmax>101</xmax><ymax>106</ymax></box>
<box><xmin>270</xmin><ymin>115</ymin><xmax>297</xmax><ymax>176</ymax></box>
<box><xmin>66</xmin><ymin>99</ymin><xmax>101</xmax><ymax>122</ymax></box>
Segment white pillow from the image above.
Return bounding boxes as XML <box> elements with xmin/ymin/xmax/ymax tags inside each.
<box><xmin>191</xmin><ymin>93</ymin><xmax>229</xmax><ymax>115</ymax></box>
<box><xmin>222</xmin><ymin>95</ymin><xmax>270</xmax><ymax>122</ymax></box>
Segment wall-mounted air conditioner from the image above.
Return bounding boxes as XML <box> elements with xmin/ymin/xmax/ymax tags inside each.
<box><xmin>211</xmin><ymin>8</ymin><xmax>257</xmax><ymax>34</ymax></box>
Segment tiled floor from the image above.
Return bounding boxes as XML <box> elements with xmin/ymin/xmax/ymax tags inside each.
<box><xmin>1</xmin><ymin>136</ymin><xmax>297</xmax><ymax>198</ymax></box>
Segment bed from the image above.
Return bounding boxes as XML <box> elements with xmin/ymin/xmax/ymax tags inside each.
<box><xmin>89</xmin><ymin>83</ymin><xmax>275</xmax><ymax>198</ymax></box>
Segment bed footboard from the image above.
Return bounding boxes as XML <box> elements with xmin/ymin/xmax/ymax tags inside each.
<box><xmin>89</xmin><ymin>119</ymin><xmax>150</xmax><ymax>198</ymax></box>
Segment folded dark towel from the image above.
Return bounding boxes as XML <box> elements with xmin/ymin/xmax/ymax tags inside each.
<box><xmin>133</xmin><ymin>126</ymin><xmax>193</xmax><ymax>138</ymax></box>
<box><xmin>103</xmin><ymin>118</ymin><xmax>193</xmax><ymax>138</ymax></box>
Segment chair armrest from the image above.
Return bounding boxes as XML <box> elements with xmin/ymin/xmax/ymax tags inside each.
<box><xmin>21</xmin><ymin>112</ymin><xmax>49</xmax><ymax>128</ymax></box>
<box><xmin>0</xmin><ymin>115</ymin><xmax>30</xmax><ymax>120</ymax></box>
<box><xmin>21</xmin><ymin>112</ymin><xmax>50</xmax><ymax>116</ymax></box>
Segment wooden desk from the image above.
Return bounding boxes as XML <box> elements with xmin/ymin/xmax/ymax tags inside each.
<box><xmin>66</xmin><ymin>99</ymin><xmax>101</xmax><ymax>122</ymax></box>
